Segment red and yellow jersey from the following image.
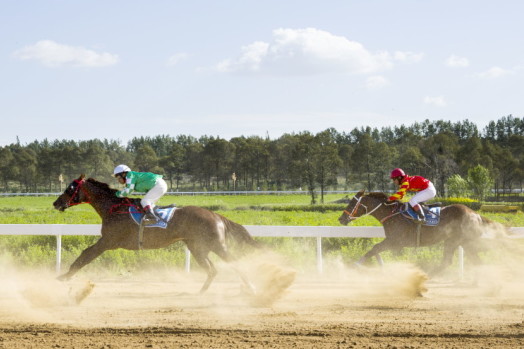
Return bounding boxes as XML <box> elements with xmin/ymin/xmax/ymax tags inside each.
<box><xmin>388</xmin><ymin>175</ymin><xmax>430</xmax><ymax>201</ymax></box>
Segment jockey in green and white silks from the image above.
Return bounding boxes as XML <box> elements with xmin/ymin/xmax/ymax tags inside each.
<box><xmin>113</xmin><ymin>164</ymin><xmax>168</xmax><ymax>221</ymax></box>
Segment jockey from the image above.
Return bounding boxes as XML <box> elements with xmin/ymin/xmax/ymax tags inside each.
<box><xmin>388</xmin><ymin>168</ymin><xmax>436</xmax><ymax>222</ymax></box>
<box><xmin>113</xmin><ymin>164</ymin><xmax>168</xmax><ymax>222</ymax></box>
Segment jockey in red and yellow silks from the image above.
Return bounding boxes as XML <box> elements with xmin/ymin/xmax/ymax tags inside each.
<box><xmin>388</xmin><ymin>168</ymin><xmax>436</xmax><ymax>222</ymax></box>
<box><xmin>388</xmin><ymin>175</ymin><xmax>431</xmax><ymax>201</ymax></box>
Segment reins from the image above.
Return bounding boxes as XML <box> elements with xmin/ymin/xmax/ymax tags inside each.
<box><xmin>379</xmin><ymin>210</ymin><xmax>402</xmax><ymax>223</ymax></box>
<box><xmin>342</xmin><ymin>195</ymin><xmax>383</xmax><ymax>222</ymax></box>
<box><xmin>68</xmin><ymin>179</ymin><xmax>142</xmax><ymax>215</ymax></box>
<box><xmin>109</xmin><ymin>199</ymin><xmax>142</xmax><ymax>215</ymax></box>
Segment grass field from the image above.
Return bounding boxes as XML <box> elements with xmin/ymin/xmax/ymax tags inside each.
<box><xmin>1</xmin><ymin>195</ymin><xmax>523</xmax><ymax>275</ymax></box>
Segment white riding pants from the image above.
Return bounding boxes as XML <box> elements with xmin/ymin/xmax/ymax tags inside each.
<box><xmin>408</xmin><ymin>182</ymin><xmax>436</xmax><ymax>207</ymax></box>
<box><xmin>141</xmin><ymin>178</ymin><xmax>168</xmax><ymax>209</ymax></box>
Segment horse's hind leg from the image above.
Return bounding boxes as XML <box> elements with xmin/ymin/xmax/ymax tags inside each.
<box><xmin>430</xmin><ymin>239</ymin><xmax>459</xmax><ymax>276</ymax></box>
<box><xmin>57</xmin><ymin>237</ymin><xmax>111</xmax><ymax>281</ymax></box>
<box><xmin>212</xmin><ymin>246</ymin><xmax>256</xmax><ymax>295</ymax></box>
<box><xmin>189</xmin><ymin>250</ymin><xmax>218</xmax><ymax>294</ymax></box>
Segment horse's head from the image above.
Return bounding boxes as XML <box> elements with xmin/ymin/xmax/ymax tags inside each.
<box><xmin>338</xmin><ymin>190</ymin><xmax>366</xmax><ymax>225</ymax></box>
<box><xmin>53</xmin><ymin>174</ymin><xmax>89</xmax><ymax>211</ymax></box>
<box><xmin>338</xmin><ymin>190</ymin><xmax>389</xmax><ymax>225</ymax></box>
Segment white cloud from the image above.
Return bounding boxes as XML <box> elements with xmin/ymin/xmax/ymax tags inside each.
<box><xmin>424</xmin><ymin>96</ymin><xmax>447</xmax><ymax>107</ymax></box>
<box><xmin>366</xmin><ymin>75</ymin><xmax>389</xmax><ymax>89</ymax></box>
<box><xmin>475</xmin><ymin>66</ymin><xmax>513</xmax><ymax>79</ymax></box>
<box><xmin>217</xmin><ymin>41</ymin><xmax>269</xmax><ymax>73</ymax></box>
<box><xmin>167</xmin><ymin>52</ymin><xmax>189</xmax><ymax>67</ymax></box>
<box><xmin>13</xmin><ymin>40</ymin><xmax>118</xmax><ymax>67</ymax></box>
<box><xmin>446</xmin><ymin>55</ymin><xmax>469</xmax><ymax>67</ymax></box>
<box><xmin>393</xmin><ymin>51</ymin><xmax>424</xmax><ymax>63</ymax></box>
<box><xmin>216</xmin><ymin>28</ymin><xmax>420</xmax><ymax>76</ymax></box>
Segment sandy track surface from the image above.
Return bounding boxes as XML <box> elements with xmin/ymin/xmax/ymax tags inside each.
<box><xmin>1</xmin><ymin>263</ymin><xmax>524</xmax><ymax>348</ymax></box>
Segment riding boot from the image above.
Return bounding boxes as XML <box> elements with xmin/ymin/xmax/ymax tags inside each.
<box><xmin>143</xmin><ymin>205</ymin><xmax>158</xmax><ymax>223</ymax></box>
<box><xmin>413</xmin><ymin>204</ymin><xmax>426</xmax><ymax>223</ymax></box>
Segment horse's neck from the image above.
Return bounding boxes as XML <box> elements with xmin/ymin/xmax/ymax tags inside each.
<box><xmin>367</xmin><ymin>200</ymin><xmax>390</xmax><ymax>222</ymax></box>
<box><xmin>84</xmin><ymin>184</ymin><xmax>119</xmax><ymax>218</ymax></box>
<box><xmin>372</xmin><ymin>203</ymin><xmax>403</xmax><ymax>225</ymax></box>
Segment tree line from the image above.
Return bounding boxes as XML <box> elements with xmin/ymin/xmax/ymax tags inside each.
<box><xmin>2</xmin><ymin>115</ymin><xmax>524</xmax><ymax>203</ymax></box>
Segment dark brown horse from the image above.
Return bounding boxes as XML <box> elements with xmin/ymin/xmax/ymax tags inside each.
<box><xmin>53</xmin><ymin>175</ymin><xmax>262</xmax><ymax>293</ymax></box>
<box><xmin>338</xmin><ymin>190</ymin><xmax>507</xmax><ymax>275</ymax></box>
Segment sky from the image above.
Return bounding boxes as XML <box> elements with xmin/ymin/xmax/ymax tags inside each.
<box><xmin>1</xmin><ymin>0</ymin><xmax>523</xmax><ymax>146</ymax></box>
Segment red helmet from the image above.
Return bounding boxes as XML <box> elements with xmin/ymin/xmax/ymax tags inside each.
<box><xmin>390</xmin><ymin>168</ymin><xmax>406</xmax><ymax>179</ymax></box>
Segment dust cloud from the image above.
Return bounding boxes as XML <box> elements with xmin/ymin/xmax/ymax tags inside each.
<box><xmin>1</xmin><ymin>238</ymin><xmax>524</xmax><ymax>328</ymax></box>
<box><xmin>0</xmin><ymin>255</ymin><xmax>95</xmax><ymax>324</ymax></box>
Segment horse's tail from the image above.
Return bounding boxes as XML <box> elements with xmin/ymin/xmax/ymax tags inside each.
<box><xmin>220</xmin><ymin>216</ymin><xmax>263</xmax><ymax>249</ymax></box>
<box><xmin>480</xmin><ymin>215</ymin><xmax>511</xmax><ymax>238</ymax></box>
<box><xmin>478</xmin><ymin>214</ymin><xmax>524</xmax><ymax>258</ymax></box>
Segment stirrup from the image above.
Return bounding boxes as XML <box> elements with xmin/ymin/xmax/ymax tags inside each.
<box><xmin>142</xmin><ymin>208</ymin><xmax>158</xmax><ymax>223</ymax></box>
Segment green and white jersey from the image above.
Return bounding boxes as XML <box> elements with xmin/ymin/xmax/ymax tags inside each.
<box><xmin>116</xmin><ymin>171</ymin><xmax>163</xmax><ymax>198</ymax></box>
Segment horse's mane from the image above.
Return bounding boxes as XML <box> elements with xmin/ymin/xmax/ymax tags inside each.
<box><xmin>366</xmin><ymin>192</ymin><xmax>389</xmax><ymax>202</ymax></box>
<box><xmin>87</xmin><ymin>178</ymin><xmax>119</xmax><ymax>195</ymax></box>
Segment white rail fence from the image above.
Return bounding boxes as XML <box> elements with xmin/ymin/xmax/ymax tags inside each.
<box><xmin>1</xmin><ymin>224</ymin><xmax>523</xmax><ymax>278</ymax></box>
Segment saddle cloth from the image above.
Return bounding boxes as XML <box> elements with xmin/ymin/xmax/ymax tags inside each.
<box><xmin>402</xmin><ymin>205</ymin><xmax>441</xmax><ymax>226</ymax></box>
<box><xmin>129</xmin><ymin>206</ymin><xmax>176</xmax><ymax>228</ymax></box>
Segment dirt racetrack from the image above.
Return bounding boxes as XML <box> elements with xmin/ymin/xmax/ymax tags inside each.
<box><xmin>1</xmin><ymin>260</ymin><xmax>524</xmax><ymax>349</ymax></box>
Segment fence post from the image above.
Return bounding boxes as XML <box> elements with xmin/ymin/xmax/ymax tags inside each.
<box><xmin>184</xmin><ymin>246</ymin><xmax>191</xmax><ymax>273</ymax></box>
<box><xmin>56</xmin><ymin>234</ymin><xmax>62</xmax><ymax>274</ymax></box>
<box><xmin>458</xmin><ymin>246</ymin><xmax>464</xmax><ymax>281</ymax></box>
<box><xmin>316</xmin><ymin>236</ymin><xmax>323</xmax><ymax>274</ymax></box>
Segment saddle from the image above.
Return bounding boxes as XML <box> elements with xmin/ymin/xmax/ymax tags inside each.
<box><xmin>120</xmin><ymin>199</ymin><xmax>177</xmax><ymax>229</ymax></box>
<box><xmin>400</xmin><ymin>202</ymin><xmax>441</xmax><ymax>226</ymax></box>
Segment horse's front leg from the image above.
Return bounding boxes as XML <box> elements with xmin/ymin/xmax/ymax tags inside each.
<box><xmin>355</xmin><ymin>239</ymin><xmax>392</xmax><ymax>267</ymax></box>
<box><xmin>57</xmin><ymin>237</ymin><xmax>112</xmax><ymax>281</ymax></box>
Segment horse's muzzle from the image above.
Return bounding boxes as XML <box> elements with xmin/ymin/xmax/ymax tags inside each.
<box><xmin>53</xmin><ymin>199</ymin><xmax>68</xmax><ymax>212</ymax></box>
<box><xmin>338</xmin><ymin>216</ymin><xmax>350</xmax><ymax>226</ymax></box>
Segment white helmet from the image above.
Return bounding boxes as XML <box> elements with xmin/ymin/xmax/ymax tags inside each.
<box><xmin>113</xmin><ymin>164</ymin><xmax>131</xmax><ymax>176</ymax></box>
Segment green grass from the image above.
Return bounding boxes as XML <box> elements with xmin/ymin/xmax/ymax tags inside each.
<box><xmin>1</xmin><ymin>195</ymin><xmax>523</xmax><ymax>275</ymax></box>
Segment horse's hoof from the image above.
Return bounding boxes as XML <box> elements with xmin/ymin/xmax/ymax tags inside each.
<box><xmin>352</xmin><ymin>262</ymin><xmax>364</xmax><ymax>269</ymax></box>
<box><xmin>56</xmin><ymin>274</ymin><xmax>70</xmax><ymax>282</ymax></box>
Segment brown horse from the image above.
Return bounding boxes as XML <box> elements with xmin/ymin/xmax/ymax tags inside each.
<box><xmin>338</xmin><ymin>190</ymin><xmax>507</xmax><ymax>275</ymax></box>
<box><xmin>53</xmin><ymin>174</ymin><xmax>262</xmax><ymax>293</ymax></box>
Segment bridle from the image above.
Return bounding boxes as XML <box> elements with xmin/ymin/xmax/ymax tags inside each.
<box><xmin>66</xmin><ymin>179</ymin><xmax>90</xmax><ymax>207</ymax></box>
<box><xmin>342</xmin><ymin>195</ymin><xmax>383</xmax><ymax>222</ymax></box>
<box><xmin>62</xmin><ymin>178</ymin><xmax>132</xmax><ymax>214</ymax></box>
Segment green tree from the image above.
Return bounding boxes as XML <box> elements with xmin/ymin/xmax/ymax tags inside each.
<box><xmin>338</xmin><ymin>143</ymin><xmax>353</xmax><ymax>190</ymax></box>
<box><xmin>467</xmin><ymin>165</ymin><xmax>493</xmax><ymax>201</ymax></box>
<box><xmin>184</xmin><ymin>141</ymin><xmax>204</xmax><ymax>190</ymax></box>
<box><xmin>134</xmin><ymin>144</ymin><xmax>161</xmax><ymax>173</ymax></box>
<box><xmin>202</xmin><ymin>137</ymin><xmax>234</xmax><ymax>190</ymax></box>
<box><xmin>314</xmin><ymin>129</ymin><xmax>342</xmax><ymax>203</ymax></box>
<box><xmin>456</xmin><ymin>135</ymin><xmax>483</xmax><ymax>175</ymax></box>
<box><xmin>269</xmin><ymin>134</ymin><xmax>297</xmax><ymax>191</ymax></box>
<box><xmin>289</xmin><ymin>132</ymin><xmax>317</xmax><ymax>203</ymax></box>
<box><xmin>0</xmin><ymin>147</ymin><xmax>15</xmax><ymax>191</ymax></box>
<box><xmin>351</xmin><ymin>131</ymin><xmax>394</xmax><ymax>191</ymax></box>
<box><xmin>420</xmin><ymin>133</ymin><xmax>459</xmax><ymax>196</ymax></box>
<box><xmin>446</xmin><ymin>174</ymin><xmax>469</xmax><ymax>197</ymax></box>
<box><xmin>11</xmin><ymin>146</ymin><xmax>37</xmax><ymax>191</ymax></box>
<box><xmin>159</xmin><ymin>143</ymin><xmax>185</xmax><ymax>190</ymax></box>
<box><xmin>82</xmin><ymin>141</ymin><xmax>113</xmax><ymax>179</ymax></box>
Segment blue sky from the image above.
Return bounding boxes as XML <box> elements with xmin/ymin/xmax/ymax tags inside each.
<box><xmin>1</xmin><ymin>0</ymin><xmax>523</xmax><ymax>146</ymax></box>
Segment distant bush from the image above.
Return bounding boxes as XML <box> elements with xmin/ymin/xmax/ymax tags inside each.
<box><xmin>434</xmin><ymin>197</ymin><xmax>481</xmax><ymax>210</ymax></box>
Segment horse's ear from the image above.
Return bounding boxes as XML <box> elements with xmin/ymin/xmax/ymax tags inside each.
<box><xmin>79</xmin><ymin>174</ymin><xmax>86</xmax><ymax>180</ymax></box>
<box><xmin>357</xmin><ymin>189</ymin><xmax>365</xmax><ymax>197</ymax></box>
